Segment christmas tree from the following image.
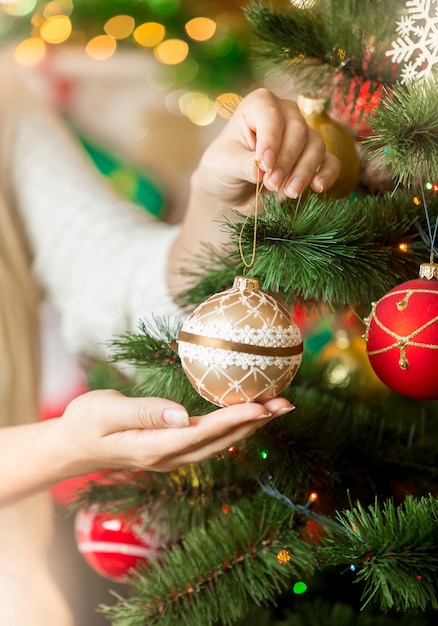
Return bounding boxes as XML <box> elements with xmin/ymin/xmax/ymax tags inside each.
<box><xmin>72</xmin><ymin>1</ymin><xmax>438</xmax><ymax>624</ymax></box>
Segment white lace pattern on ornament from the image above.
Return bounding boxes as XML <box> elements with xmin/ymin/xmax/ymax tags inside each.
<box><xmin>178</xmin><ymin>342</ymin><xmax>302</xmax><ymax>369</ymax></box>
<box><xmin>181</xmin><ymin>319</ymin><xmax>302</xmax><ymax>348</ymax></box>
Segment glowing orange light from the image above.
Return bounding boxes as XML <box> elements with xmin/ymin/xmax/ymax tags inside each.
<box><xmin>222</xmin><ymin>504</ymin><xmax>231</xmax><ymax>515</ymax></box>
<box><xmin>85</xmin><ymin>35</ymin><xmax>117</xmax><ymax>60</ymax></box>
<box><xmin>216</xmin><ymin>92</ymin><xmax>243</xmax><ymax>119</ymax></box>
<box><xmin>40</xmin><ymin>15</ymin><xmax>72</xmax><ymax>44</ymax></box>
<box><xmin>413</xmin><ymin>196</ymin><xmax>421</xmax><ymax>206</ymax></box>
<box><xmin>134</xmin><ymin>22</ymin><xmax>165</xmax><ymax>47</ymax></box>
<box><xmin>154</xmin><ymin>38</ymin><xmax>189</xmax><ymax>65</ymax></box>
<box><xmin>13</xmin><ymin>37</ymin><xmax>46</xmax><ymax>66</ymax></box>
<box><xmin>309</xmin><ymin>492</ymin><xmax>318</xmax><ymax>502</ymax></box>
<box><xmin>43</xmin><ymin>1</ymin><xmax>73</xmax><ymax>18</ymax></box>
<box><xmin>104</xmin><ymin>15</ymin><xmax>135</xmax><ymax>39</ymax></box>
<box><xmin>398</xmin><ymin>243</ymin><xmax>408</xmax><ymax>252</ymax></box>
<box><xmin>277</xmin><ymin>549</ymin><xmax>292</xmax><ymax>565</ymax></box>
<box><xmin>185</xmin><ymin>17</ymin><xmax>216</xmax><ymax>41</ymax></box>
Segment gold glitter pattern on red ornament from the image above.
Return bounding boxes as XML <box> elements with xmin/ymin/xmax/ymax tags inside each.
<box><xmin>365</xmin><ymin>287</ymin><xmax>438</xmax><ymax>370</ymax></box>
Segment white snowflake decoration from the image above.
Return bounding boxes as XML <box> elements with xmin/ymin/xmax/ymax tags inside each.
<box><xmin>386</xmin><ymin>0</ymin><xmax>438</xmax><ymax>83</ymax></box>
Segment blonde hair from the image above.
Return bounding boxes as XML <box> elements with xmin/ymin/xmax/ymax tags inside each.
<box><xmin>0</xmin><ymin>140</ymin><xmax>40</xmax><ymax>428</ymax></box>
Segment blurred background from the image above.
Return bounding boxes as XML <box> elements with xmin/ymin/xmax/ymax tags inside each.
<box><xmin>0</xmin><ymin>1</ymin><xmax>271</xmax><ymax>624</ymax></box>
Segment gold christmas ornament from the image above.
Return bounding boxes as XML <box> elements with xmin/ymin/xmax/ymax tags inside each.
<box><xmin>177</xmin><ymin>276</ymin><xmax>303</xmax><ymax>407</ymax></box>
<box><xmin>297</xmin><ymin>94</ymin><xmax>361</xmax><ymax>198</ymax></box>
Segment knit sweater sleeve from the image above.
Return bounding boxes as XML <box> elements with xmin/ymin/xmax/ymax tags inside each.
<box><xmin>2</xmin><ymin>66</ymin><xmax>182</xmax><ymax>356</ymax></box>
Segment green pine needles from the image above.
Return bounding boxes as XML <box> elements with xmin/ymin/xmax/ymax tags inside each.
<box><xmin>364</xmin><ymin>78</ymin><xmax>438</xmax><ymax>186</ymax></box>
<box><xmin>177</xmin><ymin>191</ymin><xmax>436</xmax><ymax>310</ymax></box>
<box><xmin>323</xmin><ymin>495</ymin><xmax>438</xmax><ymax>611</ymax></box>
<box><xmin>100</xmin><ymin>498</ymin><xmax>315</xmax><ymax>626</ymax></box>
<box><xmin>244</xmin><ymin>0</ymin><xmax>402</xmax><ymax>88</ymax></box>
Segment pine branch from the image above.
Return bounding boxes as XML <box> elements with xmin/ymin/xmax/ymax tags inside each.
<box><xmin>244</xmin><ymin>2</ymin><xmax>331</xmax><ymax>69</ymax></box>
<box><xmin>244</xmin><ymin>1</ymin><xmax>401</xmax><ymax>89</ymax></box>
<box><xmin>108</xmin><ymin>317</ymin><xmax>214</xmax><ymax>414</ymax></box>
<box><xmin>100</xmin><ymin>496</ymin><xmax>316</xmax><ymax>626</ymax></box>
<box><xmin>72</xmin><ymin>459</ymin><xmax>258</xmax><ymax>544</ymax></box>
<box><xmin>319</xmin><ymin>495</ymin><xmax>438</xmax><ymax>611</ymax></box>
<box><xmin>177</xmin><ymin>191</ymin><xmax>435</xmax><ymax>309</ymax></box>
<box><xmin>364</xmin><ymin>78</ymin><xmax>438</xmax><ymax>185</ymax></box>
<box><xmin>109</xmin><ymin>317</ymin><xmax>181</xmax><ymax>366</ymax></box>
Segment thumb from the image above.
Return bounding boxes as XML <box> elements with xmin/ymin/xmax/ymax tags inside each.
<box><xmin>112</xmin><ymin>393</ymin><xmax>190</xmax><ymax>430</ymax></box>
<box><xmin>71</xmin><ymin>390</ymin><xmax>190</xmax><ymax>431</ymax></box>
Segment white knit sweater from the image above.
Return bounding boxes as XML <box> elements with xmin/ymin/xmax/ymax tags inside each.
<box><xmin>0</xmin><ymin>62</ymin><xmax>183</xmax><ymax>626</ymax></box>
<box><xmin>2</xmin><ymin>64</ymin><xmax>181</xmax><ymax>356</ymax></box>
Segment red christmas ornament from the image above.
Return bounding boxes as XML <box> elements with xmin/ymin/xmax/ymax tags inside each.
<box><xmin>75</xmin><ymin>508</ymin><xmax>163</xmax><ymax>583</ymax></box>
<box><xmin>364</xmin><ymin>263</ymin><xmax>438</xmax><ymax>400</ymax></box>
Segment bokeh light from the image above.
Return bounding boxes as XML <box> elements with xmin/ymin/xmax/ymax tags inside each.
<box><xmin>277</xmin><ymin>549</ymin><xmax>292</xmax><ymax>565</ymax></box>
<box><xmin>104</xmin><ymin>15</ymin><xmax>135</xmax><ymax>40</ymax></box>
<box><xmin>154</xmin><ymin>38</ymin><xmax>189</xmax><ymax>65</ymax></box>
<box><xmin>175</xmin><ymin>58</ymin><xmax>199</xmax><ymax>83</ymax></box>
<box><xmin>147</xmin><ymin>66</ymin><xmax>177</xmax><ymax>91</ymax></box>
<box><xmin>43</xmin><ymin>0</ymin><xmax>73</xmax><ymax>18</ymax></box>
<box><xmin>185</xmin><ymin>17</ymin><xmax>216</xmax><ymax>42</ymax></box>
<box><xmin>2</xmin><ymin>0</ymin><xmax>36</xmax><ymax>17</ymax></box>
<box><xmin>293</xmin><ymin>581</ymin><xmax>308</xmax><ymax>594</ymax></box>
<box><xmin>40</xmin><ymin>15</ymin><xmax>72</xmax><ymax>44</ymax></box>
<box><xmin>13</xmin><ymin>36</ymin><xmax>46</xmax><ymax>65</ymax></box>
<box><xmin>133</xmin><ymin>22</ymin><xmax>165</xmax><ymax>48</ymax></box>
<box><xmin>165</xmin><ymin>89</ymin><xmax>187</xmax><ymax>115</ymax></box>
<box><xmin>178</xmin><ymin>91</ymin><xmax>216</xmax><ymax>126</ymax></box>
<box><xmin>216</xmin><ymin>92</ymin><xmax>242</xmax><ymax>119</ymax></box>
<box><xmin>85</xmin><ymin>35</ymin><xmax>117</xmax><ymax>61</ymax></box>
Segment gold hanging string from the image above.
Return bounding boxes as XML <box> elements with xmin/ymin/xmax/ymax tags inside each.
<box><xmin>238</xmin><ymin>161</ymin><xmax>264</xmax><ymax>273</ymax></box>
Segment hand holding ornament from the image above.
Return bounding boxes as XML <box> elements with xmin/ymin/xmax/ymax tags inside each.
<box><xmin>0</xmin><ymin>389</ymin><xmax>293</xmax><ymax>507</ymax></box>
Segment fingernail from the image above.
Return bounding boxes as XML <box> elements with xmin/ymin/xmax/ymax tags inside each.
<box><xmin>257</xmin><ymin>411</ymin><xmax>273</xmax><ymax>420</ymax></box>
<box><xmin>260</xmin><ymin>148</ymin><xmax>275</xmax><ymax>173</ymax></box>
<box><xmin>286</xmin><ymin>177</ymin><xmax>305</xmax><ymax>199</ymax></box>
<box><xmin>163</xmin><ymin>408</ymin><xmax>189</xmax><ymax>427</ymax></box>
<box><xmin>267</xmin><ymin>168</ymin><xmax>284</xmax><ymax>192</ymax></box>
<box><xmin>315</xmin><ymin>177</ymin><xmax>326</xmax><ymax>193</ymax></box>
<box><xmin>275</xmin><ymin>405</ymin><xmax>296</xmax><ymax>417</ymax></box>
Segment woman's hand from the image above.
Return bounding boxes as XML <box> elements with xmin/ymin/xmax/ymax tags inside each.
<box><xmin>198</xmin><ymin>87</ymin><xmax>341</xmax><ymax>207</ymax></box>
<box><xmin>0</xmin><ymin>390</ymin><xmax>293</xmax><ymax>507</ymax></box>
<box><xmin>168</xmin><ymin>88</ymin><xmax>341</xmax><ymax>296</ymax></box>
<box><xmin>53</xmin><ymin>390</ymin><xmax>294</xmax><ymax>475</ymax></box>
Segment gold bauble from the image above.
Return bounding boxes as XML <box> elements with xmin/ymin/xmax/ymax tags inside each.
<box><xmin>320</xmin><ymin>331</ymin><xmax>388</xmax><ymax>393</ymax></box>
<box><xmin>177</xmin><ymin>276</ymin><xmax>303</xmax><ymax>407</ymax></box>
<box><xmin>297</xmin><ymin>94</ymin><xmax>361</xmax><ymax>198</ymax></box>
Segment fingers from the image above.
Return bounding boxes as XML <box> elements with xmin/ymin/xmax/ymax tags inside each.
<box><xmin>309</xmin><ymin>152</ymin><xmax>341</xmax><ymax>194</ymax></box>
<box><xmin>70</xmin><ymin>391</ymin><xmax>296</xmax><ymax>473</ymax></box>
<box><xmin>111</xmin><ymin>398</ymin><xmax>295</xmax><ymax>472</ymax></box>
<box><xmin>229</xmin><ymin>87</ymin><xmax>341</xmax><ymax>198</ymax></box>
<box><xmin>68</xmin><ymin>390</ymin><xmax>190</xmax><ymax>433</ymax></box>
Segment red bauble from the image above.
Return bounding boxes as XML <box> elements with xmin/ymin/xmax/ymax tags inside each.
<box><xmin>364</xmin><ymin>268</ymin><xmax>438</xmax><ymax>400</ymax></box>
<box><xmin>75</xmin><ymin>508</ymin><xmax>163</xmax><ymax>583</ymax></box>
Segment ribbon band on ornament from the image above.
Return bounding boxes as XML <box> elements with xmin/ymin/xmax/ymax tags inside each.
<box><xmin>177</xmin><ymin>330</ymin><xmax>303</xmax><ymax>357</ymax></box>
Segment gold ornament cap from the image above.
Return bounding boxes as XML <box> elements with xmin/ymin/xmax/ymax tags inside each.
<box><xmin>233</xmin><ymin>275</ymin><xmax>259</xmax><ymax>293</ymax></box>
<box><xmin>419</xmin><ymin>263</ymin><xmax>438</xmax><ymax>280</ymax></box>
<box><xmin>297</xmin><ymin>94</ymin><xmax>327</xmax><ymax>115</ymax></box>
